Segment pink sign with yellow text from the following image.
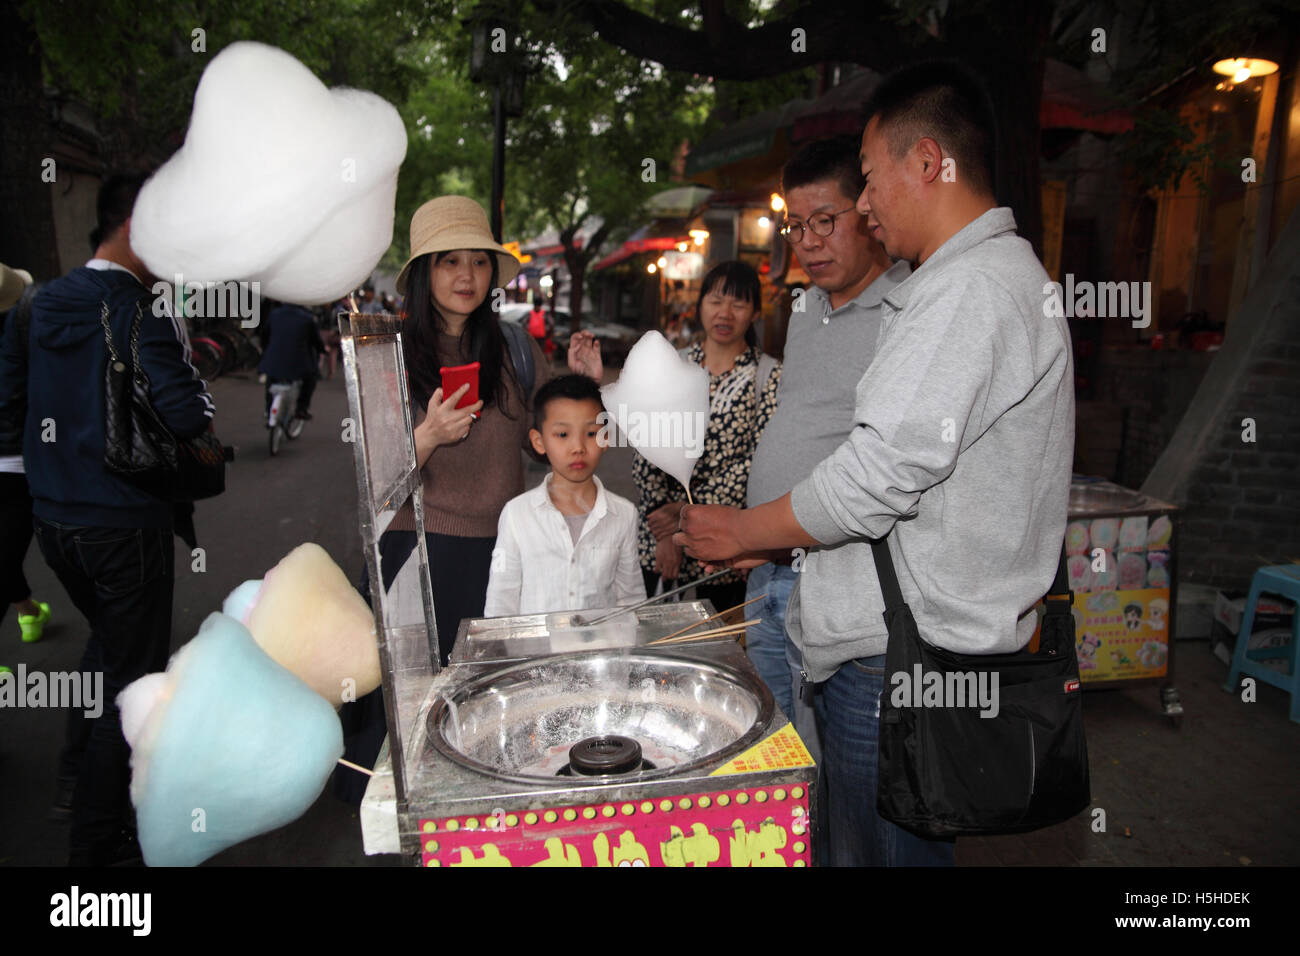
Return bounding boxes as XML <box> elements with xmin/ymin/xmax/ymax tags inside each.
<box><xmin>418</xmin><ymin>784</ymin><xmax>812</xmax><ymax>867</ymax></box>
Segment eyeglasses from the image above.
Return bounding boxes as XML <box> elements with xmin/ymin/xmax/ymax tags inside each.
<box><xmin>779</xmin><ymin>206</ymin><xmax>857</xmax><ymax>244</ymax></box>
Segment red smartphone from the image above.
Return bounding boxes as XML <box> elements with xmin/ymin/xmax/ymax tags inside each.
<box><xmin>439</xmin><ymin>362</ymin><xmax>480</xmax><ymax>409</ymax></box>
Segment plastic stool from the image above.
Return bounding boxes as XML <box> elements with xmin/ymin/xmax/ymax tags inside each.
<box><xmin>1223</xmin><ymin>564</ymin><xmax>1300</xmax><ymax>723</ymax></box>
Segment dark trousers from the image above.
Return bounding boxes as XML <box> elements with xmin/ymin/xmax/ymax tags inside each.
<box><xmin>1</xmin><ymin>472</ymin><xmax>34</xmax><ymax>605</ymax></box>
<box><xmin>32</xmin><ymin>518</ymin><xmax>174</xmax><ymax>862</ymax></box>
<box><xmin>334</xmin><ymin>530</ymin><xmax>495</xmax><ymax>804</ymax></box>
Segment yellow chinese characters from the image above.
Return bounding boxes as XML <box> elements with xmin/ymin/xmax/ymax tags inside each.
<box><xmin>729</xmin><ymin>819</ymin><xmax>788</xmax><ymax>867</ymax></box>
<box><xmin>530</xmin><ymin>836</ymin><xmax>583</xmax><ymax>867</ymax></box>
<box><xmin>659</xmin><ymin>822</ymin><xmax>721</xmax><ymax>867</ymax></box>
<box><xmin>447</xmin><ymin>843</ymin><xmax>512</xmax><ymax>867</ymax></box>
<box><xmin>594</xmin><ymin>830</ymin><xmax>651</xmax><ymax>867</ymax></box>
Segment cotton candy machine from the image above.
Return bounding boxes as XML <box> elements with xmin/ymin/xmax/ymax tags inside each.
<box><xmin>342</xmin><ymin>313</ymin><xmax>817</xmax><ymax>867</ymax></box>
<box><xmin>430</xmin><ymin>649</ymin><xmax>771</xmax><ymax>782</ymax></box>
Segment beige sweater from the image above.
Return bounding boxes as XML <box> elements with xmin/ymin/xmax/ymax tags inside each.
<box><xmin>389</xmin><ymin>330</ymin><xmax>550</xmax><ymax>538</ymax></box>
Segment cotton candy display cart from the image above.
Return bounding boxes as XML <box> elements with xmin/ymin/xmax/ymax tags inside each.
<box><xmin>1065</xmin><ymin>477</ymin><xmax>1182</xmax><ymax>722</ymax></box>
<box><xmin>340</xmin><ymin>312</ymin><xmax>817</xmax><ymax>866</ymax></box>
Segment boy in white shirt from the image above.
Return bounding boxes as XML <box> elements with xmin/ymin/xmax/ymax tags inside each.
<box><xmin>485</xmin><ymin>374</ymin><xmax>646</xmax><ymax>616</ymax></box>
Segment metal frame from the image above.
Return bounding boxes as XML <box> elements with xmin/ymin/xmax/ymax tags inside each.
<box><xmin>339</xmin><ymin>311</ymin><xmax>440</xmax><ymax>803</ymax></box>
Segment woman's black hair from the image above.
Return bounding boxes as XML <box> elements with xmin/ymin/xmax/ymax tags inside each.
<box><xmin>401</xmin><ymin>250</ymin><xmax>517</xmax><ymax>415</ymax></box>
<box><xmin>696</xmin><ymin>260</ymin><xmax>762</xmax><ymax>347</ymax></box>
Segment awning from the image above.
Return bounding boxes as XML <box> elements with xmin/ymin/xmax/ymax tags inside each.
<box><xmin>684</xmin><ymin>98</ymin><xmax>812</xmax><ymax>177</ymax></box>
<box><xmin>593</xmin><ymin>223</ymin><xmax>691</xmax><ymax>271</ymax></box>
<box><xmin>1039</xmin><ymin>59</ymin><xmax>1134</xmax><ymax>134</ymax></box>
<box><xmin>645</xmin><ymin>185</ymin><xmax>715</xmax><ymax>219</ymax></box>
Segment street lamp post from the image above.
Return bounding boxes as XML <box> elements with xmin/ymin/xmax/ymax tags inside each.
<box><xmin>468</xmin><ymin>16</ymin><xmax>528</xmax><ymax>244</ymax></box>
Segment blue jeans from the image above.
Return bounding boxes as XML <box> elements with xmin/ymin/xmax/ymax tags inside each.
<box><xmin>814</xmin><ymin>654</ymin><xmax>955</xmax><ymax>867</ymax></box>
<box><xmin>746</xmin><ymin>563</ymin><xmax>821</xmax><ymax>765</ymax></box>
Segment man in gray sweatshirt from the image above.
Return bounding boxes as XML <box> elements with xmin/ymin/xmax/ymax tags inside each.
<box><xmin>677</xmin><ymin>62</ymin><xmax>1074</xmax><ymax>866</ymax></box>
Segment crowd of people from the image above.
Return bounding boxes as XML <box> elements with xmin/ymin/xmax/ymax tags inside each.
<box><xmin>0</xmin><ymin>59</ymin><xmax>1072</xmax><ymax>868</ymax></box>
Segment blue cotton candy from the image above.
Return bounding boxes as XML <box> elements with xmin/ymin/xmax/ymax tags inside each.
<box><xmin>130</xmin><ymin>612</ymin><xmax>343</xmax><ymax>867</ymax></box>
<box><xmin>222</xmin><ymin>579</ymin><xmax>262</xmax><ymax>624</ymax></box>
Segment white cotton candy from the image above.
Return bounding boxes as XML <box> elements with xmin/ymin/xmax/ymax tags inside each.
<box><xmin>118</xmin><ymin>672</ymin><xmax>170</xmax><ymax>749</ymax></box>
<box><xmin>131</xmin><ymin>42</ymin><xmax>407</xmax><ymax>305</ymax></box>
<box><xmin>600</xmin><ymin>332</ymin><xmax>710</xmax><ymax>495</ymax></box>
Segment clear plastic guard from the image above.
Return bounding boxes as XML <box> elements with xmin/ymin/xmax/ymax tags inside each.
<box><xmin>339</xmin><ymin>312</ymin><xmax>438</xmax><ymax>805</ymax></box>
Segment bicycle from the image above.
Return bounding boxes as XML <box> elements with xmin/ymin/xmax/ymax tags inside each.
<box><xmin>266</xmin><ymin>380</ymin><xmax>306</xmax><ymax>456</ymax></box>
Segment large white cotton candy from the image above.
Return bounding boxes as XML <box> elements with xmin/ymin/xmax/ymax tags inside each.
<box><xmin>601</xmin><ymin>332</ymin><xmax>710</xmax><ymax>495</ymax></box>
<box><xmin>131</xmin><ymin>42</ymin><xmax>407</xmax><ymax>305</ymax></box>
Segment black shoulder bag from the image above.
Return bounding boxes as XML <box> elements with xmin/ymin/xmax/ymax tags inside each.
<box><xmin>102</xmin><ymin>301</ymin><xmax>226</xmax><ymax>501</ymax></box>
<box><xmin>872</xmin><ymin>536</ymin><xmax>1090</xmax><ymax>838</ymax></box>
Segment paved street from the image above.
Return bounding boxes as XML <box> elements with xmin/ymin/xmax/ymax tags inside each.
<box><xmin>1</xmin><ymin>367</ymin><xmax>1297</xmax><ymax>866</ymax></box>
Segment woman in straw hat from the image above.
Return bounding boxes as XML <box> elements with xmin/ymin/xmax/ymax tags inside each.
<box><xmin>373</xmin><ymin>196</ymin><xmax>552</xmax><ymax>664</ymax></box>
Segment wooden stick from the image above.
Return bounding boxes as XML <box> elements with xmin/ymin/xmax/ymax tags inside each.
<box><xmin>656</xmin><ymin>593</ymin><xmax>766</xmax><ymax>642</ymax></box>
<box><xmin>685</xmin><ymin>486</ymin><xmax>694</xmax><ymax>505</ymax></box>
<box><xmin>337</xmin><ymin>758</ymin><xmax>375</xmax><ymax>777</ymax></box>
<box><xmin>649</xmin><ymin>619</ymin><xmax>761</xmax><ymax>645</ymax></box>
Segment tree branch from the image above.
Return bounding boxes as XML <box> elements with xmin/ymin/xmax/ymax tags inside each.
<box><xmin>552</xmin><ymin>0</ymin><xmax>946</xmax><ymax>80</ymax></box>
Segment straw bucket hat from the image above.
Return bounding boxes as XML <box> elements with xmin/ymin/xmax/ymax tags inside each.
<box><xmin>394</xmin><ymin>196</ymin><xmax>520</xmax><ymax>296</ymax></box>
<box><xmin>0</xmin><ymin>263</ymin><xmax>34</xmax><ymax>311</ymax></box>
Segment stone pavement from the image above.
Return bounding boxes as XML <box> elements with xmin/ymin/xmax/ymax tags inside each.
<box><xmin>2</xmin><ymin>367</ymin><xmax>1296</xmax><ymax>866</ymax></box>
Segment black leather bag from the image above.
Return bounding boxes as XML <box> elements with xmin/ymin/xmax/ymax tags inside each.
<box><xmin>102</xmin><ymin>301</ymin><xmax>225</xmax><ymax>501</ymax></box>
<box><xmin>872</xmin><ymin>538</ymin><xmax>1090</xmax><ymax>838</ymax></box>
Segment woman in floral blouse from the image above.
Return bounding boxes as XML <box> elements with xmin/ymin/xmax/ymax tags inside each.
<box><xmin>636</xmin><ymin>260</ymin><xmax>780</xmax><ymax>613</ymax></box>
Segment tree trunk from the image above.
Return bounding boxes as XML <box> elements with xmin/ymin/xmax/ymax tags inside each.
<box><xmin>949</xmin><ymin>1</ymin><xmax>1050</xmax><ymax>256</ymax></box>
<box><xmin>565</xmin><ymin>246</ymin><xmax>586</xmax><ymax>334</ymax></box>
<box><xmin>0</xmin><ymin>9</ymin><xmax>61</xmax><ymax>280</ymax></box>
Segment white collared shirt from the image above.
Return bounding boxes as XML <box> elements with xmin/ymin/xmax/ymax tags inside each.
<box><xmin>485</xmin><ymin>473</ymin><xmax>647</xmax><ymax>617</ymax></box>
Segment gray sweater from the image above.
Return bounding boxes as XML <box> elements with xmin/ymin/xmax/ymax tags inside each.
<box><xmin>788</xmin><ymin>208</ymin><xmax>1075</xmax><ymax>682</ymax></box>
<box><xmin>747</xmin><ymin>261</ymin><xmax>911</xmax><ymax>508</ymax></box>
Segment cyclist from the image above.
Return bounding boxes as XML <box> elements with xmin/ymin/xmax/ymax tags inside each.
<box><xmin>258</xmin><ymin>300</ymin><xmax>323</xmax><ymax>421</ymax></box>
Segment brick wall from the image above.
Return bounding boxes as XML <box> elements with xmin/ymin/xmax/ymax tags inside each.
<box><xmin>1086</xmin><ymin>349</ymin><xmax>1215</xmax><ymax>488</ymax></box>
<box><xmin>1176</xmin><ymin>313</ymin><xmax>1300</xmax><ymax>587</ymax></box>
<box><xmin>1143</xmin><ymin>209</ymin><xmax>1300</xmax><ymax>591</ymax></box>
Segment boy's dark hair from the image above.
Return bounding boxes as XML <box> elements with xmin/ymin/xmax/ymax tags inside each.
<box><xmin>90</xmin><ymin>172</ymin><xmax>150</xmax><ymax>249</ymax></box>
<box><xmin>861</xmin><ymin>60</ymin><xmax>996</xmax><ymax>197</ymax></box>
<box><xmin>781</xmin><ymin>135</ymin><xmax>865</xmax><ymax>205</ymax></box>
<box><xmin>532</xmin><ymin>372</ymin><xmax>604</xmax><ymax>431</ymax></box>
<box><xmin>697</xmin><ymin>260</ymin><xmax>762</xmax><ymax>348</ymax></box>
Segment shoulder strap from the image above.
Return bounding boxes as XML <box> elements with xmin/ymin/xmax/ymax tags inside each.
<box><xmin>756</xmin><ymin>352</ymin><xmax>777</xmax><ymax>389</ymax></box>
<box><xmin>869</xmin><ymin>538</ymin><xmax>905</xmax><ymax>612</ymax></box>
<box><xmin>501</xmin><ymin>320</ymin><xmax>534</xmax><ymax>397</ymax></box>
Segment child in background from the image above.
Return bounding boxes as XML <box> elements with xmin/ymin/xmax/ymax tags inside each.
<box><xmin>484</xmin><ymin>374</ymin><xmax>646</xmax><ymax>616</ymax></box>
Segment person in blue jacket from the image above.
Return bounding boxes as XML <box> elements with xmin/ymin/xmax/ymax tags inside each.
<box><xmin>258</xmin><ymin>300</ymin><xmax>324</xmax><ymax>421</ymax></box>
<box><xmin>0</xmin><ymin>172</ymin><xmax>214</xmax><ymax>865</ymax></box>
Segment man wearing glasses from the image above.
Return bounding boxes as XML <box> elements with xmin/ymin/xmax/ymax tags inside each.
<box><xmin>743</xmin><ymin>135</ymin><xmax>909</xmax><ymax>791</ymax></box>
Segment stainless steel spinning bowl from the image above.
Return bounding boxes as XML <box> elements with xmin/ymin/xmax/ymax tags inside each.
<box><xmin>428</xmin><ymin>650</ymin><xmax>774</xmax><ymax>785</ymax></box>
